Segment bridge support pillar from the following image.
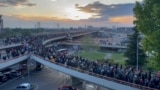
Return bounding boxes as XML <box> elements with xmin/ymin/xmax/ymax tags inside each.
<box><xmin>84</xmin><ymin>82</ymin><xmax>98</xmax><ymax>90</ymax></box>
<box><xmin>71</xmin><ymin>76</ymin><xmax>82</xmax><ymax>86</ymax></box>
<box><xmin>35</xmin><ymin>62</ymin><xmax>43</xmax><ymax>71</ymax></box>
<box><xmin>71</xmin><ymin>77</ymin><xmax>98</xmax><ymax>90</ymax></box>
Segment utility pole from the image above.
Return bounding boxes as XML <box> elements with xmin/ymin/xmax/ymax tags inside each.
<box><xmin>27</xmin><ymin>59</ymin><xmax>30</xmax><ymax>82</ymax></box>
<box><xmin>0</xmin><ymin>15</ymin><xmax>3</xmax><ymax>32</ymax></box>
<box><xmin>136</xmin><ymin>34</ymin><xmax>139</xmax><ymax>71</ymax></box>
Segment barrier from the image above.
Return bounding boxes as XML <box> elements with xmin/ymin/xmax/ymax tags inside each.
<box><xmin>0</xmin><ymin>54</ymin><xmax>29</xmax><ymax>63</ymax></box>
<box><xmin>0</xmin><ymin>54</ymin><xmax>30</xmax><ymax>70</ymax></box>
<box><xmin>0</xmin><ymin>43</ymin><xmax>23</xmax><ymax>50</ymax></box>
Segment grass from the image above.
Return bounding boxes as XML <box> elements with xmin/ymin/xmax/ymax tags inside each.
<box><xmin>110</xmin><ymin>53</ymin><xmax>126</xmax><ymax>65</ymax></box>
<box><xmin>75</xmin><ymin>51</ymin><xmax>126</xmax><ymax>65</ymax></box>
<box><xmin>76</xmin><ymin>51</ymin><xmax>105</xmax><ymax>61</ymax></box>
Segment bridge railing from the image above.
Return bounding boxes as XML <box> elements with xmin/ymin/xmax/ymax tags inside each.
<box><xmin>33</xmin><ymin>54</ymin><xmax>158</xmax><ymax>90</ymax></box>
<box><xmin>0</xmin><ymin>43</ymin><xmax>24</xmax><ymax>50</ymax></box>
<box><xmin>0</xmin><ymin>54</ymin><xmax>30</xmax><ymax>70</ymax></box>
<box><xmin>0</xmin><ymin>54</ymin><xmax>29</xmax><ymax>64</ymax></box>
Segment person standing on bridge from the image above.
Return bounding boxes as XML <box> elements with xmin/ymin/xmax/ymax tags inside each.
<box><xmin>0</xmin><ymin>52</ymin><xmax>1</xmax><ymax>59</ymax></box>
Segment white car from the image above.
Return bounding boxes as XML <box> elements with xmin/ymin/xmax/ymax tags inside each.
<box><xmin>14</xmin><ymin>83</ymin><xmax>33</xmax><ymax>90</ymax></box>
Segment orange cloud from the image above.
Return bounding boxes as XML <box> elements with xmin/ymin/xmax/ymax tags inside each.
<box><xmin>10</xmin><ymin>14</ymin><xmax>71</xmax><ymax>22</ymax></box>
<box><xmin>109</xmin><ymin>16</ymin><xmax>135</xmax><ymax>24</ymax></box>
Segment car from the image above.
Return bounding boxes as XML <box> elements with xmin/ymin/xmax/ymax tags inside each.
<box><xmin>14</xmin><ymin>83</ymin><xmax>33</xmax><ymax>90</ymax></box>
<box><xmin>1</xmin><ymin>68</ymin><xmax>12</xmax><ymax>73</ymax></box>
<box><xmin>10</xmin><ymin>69</ymin><xmax>22</xmax><ymax>77</ymax></box>
<box><xmin>0</xmin><ymin>72</ymin><xmax>8</xmax><ymax>83</ymax></box>
<box><xmin>3</xmin><ymin>71</ymin><xmax>13</xmax><ymax>79</ymax></box>
<box><xmin>58</xmin><ymin>85</ymin><xmax>78</xmax><ymax>90</ymax></box>
<box><xmin>1</xmin><ymin>68</ymin><xmax>22</xmax><ymax>78</ymax></box>
<box><xmin>35</xmin><ymin>63</ymin><xmax>42</xmax><ymax>71</ymax></box>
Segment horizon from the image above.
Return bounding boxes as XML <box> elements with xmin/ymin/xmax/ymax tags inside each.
<box><xmin>0</xmin><ymin>0</ymin><xmax>142</xmax><ymax>28</ymax></box>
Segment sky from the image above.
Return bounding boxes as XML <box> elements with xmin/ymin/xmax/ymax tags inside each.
<box><xmin>0</xmin><ymin>0</ymin><xmax>143</xmax><ymax>28</ymax></box>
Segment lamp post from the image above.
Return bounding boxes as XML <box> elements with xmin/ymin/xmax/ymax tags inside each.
<box><xmin>27</xmin><ymin>59</ymin><xmax>30</xmax><ymax>82</ymax></box>
<box><xmin>0</xmin><ymin>15</ymin><xmax>3</xmax><ymax>32</ymax></box>
<box><xmin>136</xmin><ymin>36</ymin><xmax>139</xmax><ymax>71</ymax></box>
<box><xmin>136</xmin><ymin>33</ymin><xmax>143</xmax><ymax>71</ymax></box>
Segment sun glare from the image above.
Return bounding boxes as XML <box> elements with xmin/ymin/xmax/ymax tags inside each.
<box><xmin>51</xmin><ymin>0</ymin><xmax>56</xmax><ymax>1</ymax></box>
<box><xmin>65</xmin><ymin>7</ymin><xmax>92</xmax><ymax>20</ymax></box>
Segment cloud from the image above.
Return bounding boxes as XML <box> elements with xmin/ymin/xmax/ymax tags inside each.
<box><xmin>10</xmin><ymin>14</ymin><xmax>71</xmax><ymax>22</ymax></box>
<box><xmin>0</xmin><ymin>0</ymin><xmax>36</xmax><ymax>7</ymax></box>
<box><xmin>3</xmin><ymin>14</ymin><xmax>86</xmax><ymax>28</ymax></box>
<box><xmin>0</xmin><ymin>3</ymin><xmax>6</xmax><ymax>7</ymax></box>
<box><xmin>22</xmin><ymin>3</ymin><xmax>36</xmax><ymax>7</ymax></box>
<box><xmin>76</xmin><ymin>1</ymin><xmax>135</xmax><ymax>22</ymax></box>
<box><xmin>3</xmin><ymin>14</ymin><xmax>134</xmax><ymax>28</ymax></box>
<box><xmin>109</xmin><ymin>16</ymin><xmax>135</xmax><ymax>24</ymax></box>
<box><xmin>50</xmin><ymin>0</ymin><xmax>56</xmax><ymax>2</ymax></box>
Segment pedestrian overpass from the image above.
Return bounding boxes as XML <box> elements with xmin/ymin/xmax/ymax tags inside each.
<box><xmin>0</xmin><ymin>54</ymin><xmax>141</xmax><ymax>90</ymax></box>
<box><xmin>0</xmin><ymin>54</ymin><xmax>29</xmax><ymax>69</ymax></box>
<box><xmin>42</xmin><ymin>31</ymin><xmax>96</xmax><ymax>45</ymax></box>
<box><xmin>31</xmin><ymin>55</ymin><xmax>140</xmax><ymax>90</ymax></box>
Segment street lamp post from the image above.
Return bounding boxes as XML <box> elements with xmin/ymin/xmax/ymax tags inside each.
<box><xmin>136</xmin><ymin>37</ymin><xmax>139</xmax><ymax>71</ymax></box>
<box><xmin>27</xmin><ymin>59</ymin><xmax>30</xmax><ymax>82</ymax></box>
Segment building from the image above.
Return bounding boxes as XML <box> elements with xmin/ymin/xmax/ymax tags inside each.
<box><xmin>0</xmin><ymin>15</ymin><xmax>3</xmax><ymax>32</ymax></box>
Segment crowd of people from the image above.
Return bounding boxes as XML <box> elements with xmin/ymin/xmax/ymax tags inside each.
<box><xmin>36</xmin><ymin>45</ymin><xmax>160</xmax><ymax>89</ymax></box>
<box><xmin>0</xmin><ymin>31</ymin><xmax>160</xmax><ymax>90</ymax></box>
<box><xmin>0</xmin><ymin>45</ymin><xmax>29</xmax><ymax>61</ymax></box>
<box><xmin>0</xmin><ymin>31</ymin><xmax>88</xmax><ymax>61</ymax></box>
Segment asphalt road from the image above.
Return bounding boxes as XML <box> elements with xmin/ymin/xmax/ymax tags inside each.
<box><xmin>0</xmin><ymin>66</ymin><xmax>72</xmax><ymax>90</ymax></box>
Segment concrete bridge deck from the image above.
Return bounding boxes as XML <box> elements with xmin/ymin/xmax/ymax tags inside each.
<box><xmin>0</xmin><ymin>54</ymin><xmax>140</xmax><ymax>90</ymax></box>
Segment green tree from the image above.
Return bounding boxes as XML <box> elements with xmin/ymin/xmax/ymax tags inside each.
<box><xmin>124</xmin><ymin>28</ymin><xmax>147</xmax><ymax>67</ymax></box>
<box><xmin>81</xmin><ymin>35</ymin><xmax>99</xmax><ymax>52</ymax></box>
<box><xmin>134</xmin><ymin>0</ymin><xmax>160</xmax><ymax>70</ymax></box>
<box><xmin>21</xmin><ymin>30</ymin><xmax>32</xmax><ymax>36</ymax></box>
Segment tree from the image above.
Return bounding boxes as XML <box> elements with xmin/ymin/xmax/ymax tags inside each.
<box><xmin>21</xmin><ymin>29</ymin><xmax>32</xmax><ymax>36</ymax></box>
<box><xmin>81</xmin><ymin>35</ymin><xmax>99</xmax><ymax>52</ymax></box>
<box><xmin>134</xmin><ymin>0</ymin><xmax>160</xmax><ymax>70</ymax></box>
<box><xmin>124</xmin><ymin>28</ymin><xmax>147</xmax><ymax>67</ymax></box>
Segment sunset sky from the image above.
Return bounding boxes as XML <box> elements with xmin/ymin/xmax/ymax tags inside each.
<box><xmin>0</xmin><ymin>0</ymin><xmax>142</xmax><ymax>28</ymax></box>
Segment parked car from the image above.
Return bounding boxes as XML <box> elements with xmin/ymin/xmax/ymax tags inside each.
<box><xmin>58</xmin><ymin>85</ymin><xmax>78</xmax><ymax>90</ymax></box>
<box><xmin>13</xmin><ymin>83</ymin><xmax>33</xmax><ymax>90</ymax></box>
<box><xmin>1</xmin><ymin>68</ymin><xmax>22</xmax><ymax>79</ymax></box>
<box><xmin>35</xmin><ymin>63</ymin><xmax>42</xmax><ymax>71</ymax></box>
<box><xmin>11</xmin><ymin>69</ymin><xmax>22</xmax><ymax>77</ymax></box>
<box><xmin>1</xmin><ymin>68</ymin><xmax>12</xmax><ymax>73</ymax></box>
<box><xmin>0</xmin><ymin>72</ymin><xmax>8</xmax><ymax>83</ymax></box>
<box><xmin>3</xmin><ymin>71</ymin><xmax>13</xmax><ymax>79</ymax></box>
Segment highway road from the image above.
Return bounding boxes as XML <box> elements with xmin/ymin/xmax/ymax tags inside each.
<box><xmin>0</xmin><ymin>66</ymin><xmax>75</xmax><ymax>90</ymax></box>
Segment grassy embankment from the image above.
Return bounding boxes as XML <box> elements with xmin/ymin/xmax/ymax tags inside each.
<box><xmin>76</xmin><ymin>51</ymin><xmax>126</xmax><ymax>65</ymax></box>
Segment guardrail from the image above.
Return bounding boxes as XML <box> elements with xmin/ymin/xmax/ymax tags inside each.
<box><xmin>42</xmin><ymin>36</ymin><xmax>66</xmax><ymax>45</ymax></box>
<box><xmin>0</xmin><ymin>43</ymin><xmax>23</xmax><ymax>50</ymax></box>
<box><xmin>0</xmin><ymin>54</ymin><xmax>30</xmax><ymax>70</ymax></box>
